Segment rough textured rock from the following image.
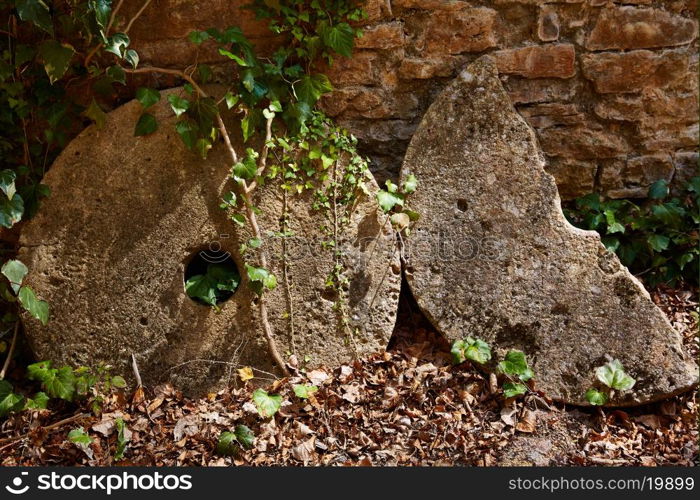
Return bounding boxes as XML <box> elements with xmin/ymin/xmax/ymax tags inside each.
<box><xmin>400</xmin><ymin>57</ymin><xmax>698</xmax><ymax>406</ymax></box>
<box><xmin>18</xmin><ymin>88</ymin><xmax>401</xmax><ymax>394</ymax></box>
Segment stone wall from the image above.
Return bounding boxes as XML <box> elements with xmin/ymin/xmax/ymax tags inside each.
<box><xmin>126</xmin><ymin>0</ymin><xmax>699</xmax><ymax>200</ymax></box>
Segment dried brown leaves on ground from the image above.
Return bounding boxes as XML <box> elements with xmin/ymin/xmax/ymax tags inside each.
<box><xmin>0</xmin><ymin>285</ymin><xmax>697</xmax><ymax>466</ymax></box>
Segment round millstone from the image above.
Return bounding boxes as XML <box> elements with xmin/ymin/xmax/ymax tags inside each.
<box><xmin>18</xmin><ymin>87</ymin><xmax>401</xmax><ymax>394</ymax></box>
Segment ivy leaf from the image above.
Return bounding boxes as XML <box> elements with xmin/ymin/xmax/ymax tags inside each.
<box><xmin>218</xmin><ymin>48</ymin><xmax>249</xmax><ymax>67</ymax></box>
<box><xmin>232</xmin><ymin>149</ymin><xmax>259</xmax><ymax>181</ymax></box>
<box><xmin>45</xmin><ymin>366</ymin><xmax>76</xmax><ymax>401</ymax></box>
<box><xmin>648</xmin><ymin>179</ymin><xmax>669</xmax><ymax>200</ymax></box>
<box><xmin>38</xmin><ymin>40</ymin><xmax>75</xmax><ymax>84</ymax></box>
<box><xmin>252</xmin><ymin>388</ymin><xmax>282</xmax><ymax>418</ymax></box>
<box><xmin>293</xmin><ymin>384</ymin><xmax>318</xmax><ymax>399</ymax></box>
<box><xmin>595</xmin><ymin>359</ymin><xmax>635</xmax><ymax>391</ymax></box>
<box><xmin>18</xmin><ymin>286</ymin><xmax>49</xmax><ymax>325</ymax></box>
<box><xmin>83</xmin><ymin>98</ymin><xmax>107</xmax><ymax>129</ymax></box>
<box><xmin>376</xmin><ymin>190</ymin><xmax>404</xmax><ymax>213</ymax></box>
<box><xmin>402</xmin><ymin>174</ymin><xmax>418</xmax><ymax>194</ymax></box>
<box><xmin>246</xmin><ymin>265</ymin><xmax>277</xmax><ymax>296</ymax></box>
<box><xmin>502</xmin><ymin>382</ymin><xmax>528</xmax><ymax>399</ymax></box>
<box><xmin>647</xmin><ymin>234</ymin><xmax>670</xmax><ymax>252</ymax></box>
<box><xmin>134</xmin><ymin>113</ymin><xmax>157</xmax><ymax>136</ymax></box>
<box><xmin>136</xmin><ymin>87</ymin><xmax>161</xmax><ymax>108</ymax></box>
<box><xmin>224</xmin><ymin>92</ymin><xmax>239</xmax><ymax>110</ymax></box>
<box><xmin>185</xmin><ymin>263</ymin><xmax>240</xmax><ymax>306</ymax></box>
<box><xmin>497</xmin><ymin>350</ymin><xmax>534</xmax><ymax>382</ymax></box>
<box><xmin>234</xmin><ymin>424</ymin><xmax>255</xmax><ymax>449</ymax></box>
<box><xmin>450</xmin><ymin>337</ymin><xmax>491</xmax><ymax>365</ymax></box>
<box><xmin>216</xmin><ymin>431</ymin><xmax>239</xmax><ymax>456</ymax></box>
<box><xmin>167</xmin><ymin>94</ymin><xmax>189</xmax><ymax>117</ymax></box>
<box><xmin>188</xmin><ymin>31</ymin><xmax>210</xmax><ymax>44</ymax></box>
<box><xmin>114</xmin><ymin>417</ymin><xmax>131</xmax><ymax>460</ymax></box>
<box><xmin>88</xmin><ymin>0</ymin><xmax>111</xmax><ymax>30</ymax></box>
<box><xmin>124</xmin><ymin>49</ymin><xmax>139</xmax><ymax>69</ymax></box>
<box><xmin>295</xmin><ymin>74</ymin><xmax>332</xmax><ymax>107</ymax></box>
<box><xmin>68</xmin><ymin>427</ymin><xmax>92</xmax><ymax>446</ymax></box>
<box><xmin>175</xmin><ymin>119</ymin><xmax>197</xmax><ymax>149</ymax></box>
<box><xmin>320</xmin><ymin>22</ymin><xmax>355</xmax><ymax>58</ymax></box>
<box><xmin>105</xmin><ymin>33</ymin><xmax>130</xmax><ymax>58</ymax></box>
<box><xmin>585</xmin><ymin>388</ymin><xmax>608</xmax><ymax>406</ymax></box>
<box><xmin>111</xmin><ymin>376</ymin><xmax>127</xmax><ymax>388</ymax></box>
<box><xmin>16</xmin><ymin>0</ymin><xmax>53</xmax><ymax>35</ymax></box>
<box><xmin>0</xmin><ymin>193</ymin><xmax>24</xmax><ymax>228</ymax></box>
<box><xmin>0</xmin><ymin>380</ymin><xmax>24</xmax><ymax>417</ymax></box>
<box><xmin>0</xmin><ymin>169</ymin><xmax>17</xmax><ymax>200</ymax></box>
<box><xmin>106</xmin><ymin>65</ymin><xmax>126</xmax><ymax>84</ymax></box>
<box><xmin>2</xmin><ymin>259</ymin><xmax>28</xmax><ymax>294</ymax></box>
<box><xmin>24</xmin><ymin>391</ymin><xmax>49</xmax><ymax>410</ymax></box>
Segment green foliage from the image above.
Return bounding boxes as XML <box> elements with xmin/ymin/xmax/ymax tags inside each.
<box><xmin>216</xmin><ymin>424</ymin><xmax>255</xmax><ymax>457</ymax></box>
<box><xmin>134</xmin><ymin>112</ymin><xmax>157</xmax><ymax>136</ymax></box>
<box><xmin>252</xmin><ymin>388</ymin><xmax>282</xmax><ymax>417</ymax></box>
<box><xmin>497</xmin><ymin>350</ymin><xmax>534</xmax><ymax>382</ymax></box>
<box><xmin>565</xmin><ymin>177</ymin><xmax>699</xmax><ymax>286</ymax></box>
<box><xmin>38</xmin><ymin>40</ymin><xmax>75</xmax><ymax>84</ymax></box>
<box><xmin>16</xmin><ymin>0</ymin><xmax>53</xmax><ymax>35</ymax></box>
<box><xmin>18</xmin><ymin>285</ymin><xmax>49</xmax><ymax>325</ymax></box>
<box><xmin>68</xmin><ymin>427</ymin><xmax>92</xmax><ymax>446</ymax></box>
<box><xmin>293</xmin><ymin>384</ymin><xmax>318</xmax><ymax>399</ymax></box>
<box><xmin>595</xmin><ymin>359</ymin><xmax>636</xmax><ymax>391</ymax></box>
<box><xmin>185</xmin><ymin>263</ymin><xmax>241</xmax><ymax>307</ymax></box>
<box><xmin>0</xmin><ymin>379</ymin><xmax>24</xmax><ymax>417</ymax></box>
<box><xmin>1</xmin><ymin>258</ymin><xmax>49</xmax><ymax>324</ymax></box>
<box><xmin>27</xmin><ymin>361</ymin><xmax>76</xmax><ymax>401</ymax></box>
<box><xmin>502</xmin><ymin>382</ymin><xmax>527</xmax><ymax>399</ymax></box>
<box><xmin>114</xmin><ymin>417</ymin><xmax>130</xmax><ymax>461</ymax></box>
<box><xmin>377</xmin><ymin>175</ymin><xmax>420</xmax><ymax>234</ymax></box>
<box><xmin>246</xmin><ymin>264</ymin><xmax>277</xmax><ymax>296</ymax></box>
<box><xmin>136</xmin><ymin>87</ymin><xmax>161</xmax><ymax>109</ymax></box>
<box><xmin>450</xmin><ymin>337</ymin><xmax>491</xmax><ymax>365</ymax></box>
<box><xmin>585</xmin><ymin>388</ymin><xmax>608</xmax><ymax>406</ymax></box>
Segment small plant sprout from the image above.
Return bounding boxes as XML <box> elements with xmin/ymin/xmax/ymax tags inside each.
<box><xmin>497</xmin><ymin>350</ymin><xmax>534</xmax><ymax>398</ymax></box>
<box><xmin>450</xmin><ymin>337</ymin><xmax>492</xmax><ymax>365</ymax></box>
<box><xmin>585</xmin><ymin>359</ymin><xmax>636</xmax><ymax>406</ymax></box>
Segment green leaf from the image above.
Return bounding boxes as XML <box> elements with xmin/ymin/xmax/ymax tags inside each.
<box><xmin>497</xmin><ymin>350</ymin><xmax>534</xmax><ymax>382</ymax></box>
<box><xmin>450</xmin><ymin>337</ymin><xmax>491</xmax><ymax>365</ymax></box>
<box><xmin>402</xmin><ymin>174</ymin><xmax>418</xmax><ymax>194</ymax></box>
<box><xmin>88</xmin><ymin>0</ymin><xmax>111</xmax><ymax>29</ymax></box>
<box><xmin>376</xmin><ymin>190</ymin><xmax>404</xmax><ymax>213</ymax></box>
<box><xmin>38</xmin><ymin>40</ymin><xmax>75</xmax><ymax>84</ymax></box>
<box><xmin>218</xmin><ymin>48</ymin><xmax>249</xmax><ymax>67</ymax></box>
<box><xmin>46</xmin><ymin>366</ymin><xmax>76</xmax><ymax>401</ymax></box>
<box><xmin>647</xmin><ymin>234</ymin><xmax>670</xmax><ymax>252</ymax></box>
<box><xmin>26</xmin><ymin>360</ymin><xmax>52</xmax><ymax>383</ymax></box>
<box><xmin>188</xmin><ymin>31</ymin><xmax>210</xmax><ymax>44</ymax></box>
<box><xmin>105</xmin><ymin>33</ymin><xmax>130</xmax><ymax>58</ymax></box>
<box><xmin>293</xmin><ymin>384</ymin><xmax>318</xmax><ymax>399</ymax></box>
<box><xmin>134</xmin><ymin>113</ymin><xmax>157</xmax><ymax>136</ymax></box>
<box><xmin>111</xmin><ymin>376</ymin><xmax>127</xmax><ymax>388</ymax></box>
<box><xmin>595</xmin><ymin>359</ymin><xmax>635</xmax><ymax>391</ymax></box>
<box><xmin>68</xmin><ymin>427</ymin><xmax>92</xmax><ymax>446</ymax></box>
<box><xmin>296</xmin><ymin>74</ymin><xmax>333</xmax><ymax>107</ymax></box>
<box><xmin>167</xmin><ymin>94</ymin><xmax>189</xmax><ymax>117</ymax></box>
<box><xmin>0</xmin><ymin>380</ymin><xmax>24</xmax><ymax>417</ymax></box>
<box><xmin>0</xmin><ymin>192</ymin><xmax>24</xmax><ymax>228</ymax></box>
<box><xmin>320</xmin><ymin>22</ymin><xmax>355</xmax><ymax>58</ymax></box>
<box><xmin>83</xmin><ymin>98</ymin><xmax>106</xmax><ymax>129</ymax></box>
<box><xmin>136</xmin><ymin>87</ymin><xmax>161</xmax><ymax>108</ymax></box>
<box><xmin>124</xmin><ymin>49</ymin><xmax>139</xmax><ymax>69</ymax></box>
<box><xmin>502</xmin><ymin>382</ymin><xmax>528</xmax><ymax>399</ymax></box>
<box><xmin>585</xmin><ymin>388</ymin><xmax>608</xmax><ymax>406</ymax></box>
<box><xmin>232</xmin><ymin>149</ymin><xmax>259</xmax><ymax>181</ymax></box>
<box><xmin>648</xmin><ymin>179</ymin><xmax>669</xmax><ymax>200</ymax></box>
<box><xmin>234</xmin><ymin>424</ymin><xmax>255</xmax><ymax>449</ymax></box>
<box><xmin>18</xmin><ymin>286</ymin><xmax>49</xmax><ymax>325</ymax></box>
<box><xmin>0</xmin><ymin>169</ymin><xmax>17</xmax><ymax>200</ymax></box>
<box><xmin>185</xmin><ymin>263</ymin><xmax>240</xmax><ymax>306</ymax></box>
<box><xmin>252</xmin><ymin>388</ymin><xmax>282</xmax><ymax>418</ymax></box>
<box><xmin>224</xmin><ymin>92</ymin><xmax>239</xmax><ymax>109</ymax></box>
<box><xmin>106</xmin><ymin>65</ymin><xmax>126</xmax><ymax>84</ymax></box>
<box><xmin>2</xmin><ymin>259</ymin><xmax>28</xmax><ymax>294</ymax></box>
<box><xmin>16</xmin><ymin>0</ymin><xmax>53</xmax><ymax>35</ymax></box>
<box><xmin>216</xmin><ymin>431</ymin><xmax>239</xmax><ymax>456</ymax></box>
<box><xmin>175</xmin><ymin>119</ymin><xmax>197</xmax><ymax>149</ymax></box>
<box><xmin>114</xmin><ymin>417</ymin><xmax>130</xmax><ymax>460</ymax></box>
<box><xmin>246</xmin><ymin>265</ymin><xmax>277</xmax><ymax>296</ymax></box>
<box><xmin>24</xmin><ymin>391</ymin><xmax>49</xmax><ymax>410</ymax></box>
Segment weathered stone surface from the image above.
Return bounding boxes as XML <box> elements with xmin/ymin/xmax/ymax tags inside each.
<box><xmin>538</xmin><ymin>122</ymin><xmax>630</xmax><ymax>159</ymax></box>
<box><xmin>538</xmin><ymin>7</ymin><xmax>560</xmax><ymax>42</ymax></box>
<box><xmin>599</xmin><ymin>154</ymin><xmax>674</xmax><ymax>199</ymax></box>
<box><xmin>399</xmin><ymin>57</ymin><xmax>697</xmax><ymax>405</ymax></box>
<box><xmin>416</xmin><ymin>6</ymin><xmax>497</xmax><ymax>54</ymax></box>
<box><xmin>355</xmin><ymin>22</ymin><xmax>405</xmax><ymax>49</ymax></box>
<box><xmin>544</xmin><ymin>158</ymin><xmax>597</xmax><ymax>200</ymax></box>
<box><xmin>18</xmin><ymin>88</ymin><xmax>401</xmax><ymax>395</ymax></box>
<box><xmin>587</xmin><ymin>7</ymin><xmax>698</xmax><ymax>50</ymax></box>
<box><xmin>581</xmin><ymin>50</ymin><xmax>689</xmax><ymax>93</ymax></box>
<box><xmin>492</xmin><ymin>44</ymin><xmax>576</xmax><ymax>79</ymax></box>
<box><xmin>398</xmin><ymin>57</ymin><xmax>460</xmax><ymax>79</ymax></box>
<box><xmin>518</xmin><ymin>103</ymin><xmax>585</xmax><ymax>129</ymax></box>
<box><xmin>671</xmin><ymin>152</ymin><xmax>699</xmax><ymax>196</ymax></box>
<box><xmin>503</xmin><ymin>78</ymin><xmax>576</xmax><ymax>104</ymax></box>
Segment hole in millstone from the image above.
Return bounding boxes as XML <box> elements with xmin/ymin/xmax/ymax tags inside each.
<box><xmin>456</xmin><ymin>199</ymin><xmax>468</xmax><ymax>212</ymax></box>
<box><xmin>139</xmin><ymin>317</ymin><xmax>148</xmax><ymax>326</ymax></box>
<box><xmin>183</xmin><ymin>249</ymin><xmax>240</xmax><ymax>306</ymax></box>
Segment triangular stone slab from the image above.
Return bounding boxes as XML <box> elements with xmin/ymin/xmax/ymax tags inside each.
<box><xmin>400</xmin><ymin>56</ymin><xmax>697</xmax><ymax>405</ymax></box>
<box><xmin>18</xmin><ymin>87</ymin><xmax>400</xmax><ymax>394</ymax></box>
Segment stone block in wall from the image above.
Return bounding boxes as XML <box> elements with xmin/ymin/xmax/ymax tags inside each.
<box><xmin>492</xmin><ymin>44</ymin><xmax>576</xmax><ymax>79</ymax></box>
<box><xmin>538</xmin><ymin>123</ymin><xmax>630</xmax><ymax>160</ymax></box>
<box><xmin>594</xmin><ymin>89</ymin><xmax>698</xmax><ymax>125</ymax></box>
<box><xmin>398</xmin><ymin>57</ymin><xmax>461</xmax><ymax>79</ymax></box>
<box><xmin>355</xmin><ymin>22</ymin><xmax>405</xmax><ymax>49</ymax></box>
<box><xmin>671</xmin><ymin>152</ymin><xmax>699</xmax><ymax>195</ymax></box>
<box><xmin>518</xmin><ymin>103</ymin><xmax>585</xmax><ymax>129</ymax></box>
<box><xmin>586</xmin><ymin>6</ymin><xmax>698</xmax><ymax>50</ymax></box>
<box><xmin>639</xmin><ymin>123</ymin><xmax>699</xmax><ymax>152</ymax></box>
<box><xmin>581</xmin><ymin>50</ymin><xmax>689</xmax><ymax>93</ymax></box>
<box><xmin>599</xmin><ymin>154</ymin><xmax>675</xmax><ymax>198</ymax></box>
<box><xmin>324</xmin><ymin>52</ymin><xmax>381</xmax><ymax>86</ymax></box>
<box><xmin>544</xmin><ymin>158</ymin><xmax>597</xmax><ymax>200</ymax></box>
<box><xmin>503</xmin><ymin>77</ymin><xmax>577</xmax><ymax>104</ymax></box>
<box><xmin>415</xmin><ymin>6</ymin><xmax>497</xmax><ymax>54</ymax></box>
<box><xmin>538</xmin><ymin>7</ymin><xmax>560</xmax><ymax>41</ymax></box>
